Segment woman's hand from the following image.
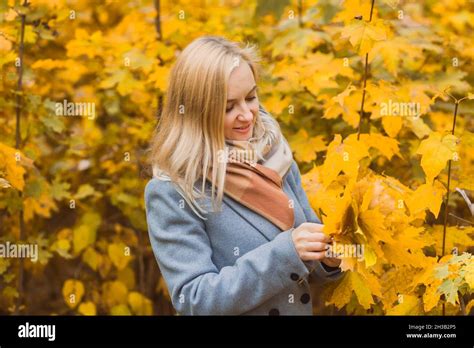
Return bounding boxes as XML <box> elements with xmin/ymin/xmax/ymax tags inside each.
<box><xmin>291</xmin><ymin>222</ymin><xmax>341</xmax><ymax>268</ymax></box>
<box><xmin>320</xmin><ymin>256</ymin><xmax>341</xmax><ymax>268</ymax></box>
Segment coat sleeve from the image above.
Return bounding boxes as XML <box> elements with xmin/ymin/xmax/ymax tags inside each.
<box><xmin>144</xmin><ymin>178</ymin><xmax>312</xmax><ymax>315</ymax></box>
<box><xmin>288</xmin><ymin>160</ymin><xmax>343</xmax><ymax>283</ymax></box>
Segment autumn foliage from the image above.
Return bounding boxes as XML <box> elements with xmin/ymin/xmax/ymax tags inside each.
<box><xmin>0</xmin><ymin>0</ymin><xmax>473</xmax><ymax>315</ymax></box>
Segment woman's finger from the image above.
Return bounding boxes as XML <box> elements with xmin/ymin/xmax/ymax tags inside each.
<box><xmin>304</xmin><ymin>241</ymin><xmax>329</xmax><ymax>253</ymax></box>
<box><xmin>305</xmin><ymin>223</ymin><xmax>324</xmax><ymax>233</ymax></box>
<box><xmin>304</xmin><ymin>231</ymin><xmax>331</xmax><ymax>243</ymax></box>
<box><xmin>300</xmin><ymin>251</ymin><xmax>327</xmax><ymax>261</ymax></box>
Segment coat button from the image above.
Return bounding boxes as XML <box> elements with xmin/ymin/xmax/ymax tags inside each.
<box><xmin>269</xmin><ymin>308</ymin><xmax>280</xmax><ymax>316</ymax></box>
<box><xmin>300</xmin><ymin>293</ymin><xmax>311</xmax><ymax>304</ymax></box>
<box><xmin>290</xmin><ymin>273</ymin><xmax>299</xmax><ymax>281</ymax></box>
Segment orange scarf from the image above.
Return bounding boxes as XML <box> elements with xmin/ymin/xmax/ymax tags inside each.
<box><xmin>208</xmin><ymin>138</ymin><xmax>295</xmax><ymax>231</ymax></box>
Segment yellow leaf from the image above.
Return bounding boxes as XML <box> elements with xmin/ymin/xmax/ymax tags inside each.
<box><xmin>423</xmin><ymin>279</ymin><xmax>443</xmax><ymax>312</ymax></box>
<box><xmin>334</xmin><ymin>0</ymin><xmax>373</xmax><ymax>24</ymax></box>
<box><xmin>128</xmin><ymin>292</ymin><xmax>153</xmax><ymax>315</ymax></box>
<box><xmin>323</xmin><ymin>85</ymin><xmax>361</xmax><ymax>128</ymax></box>
<box><xmin>359</xmin><ymin>208</ymin><xmax>395</xmax><ymax>257</ymax></box>
<box><xmin>108</xmin><ymin>242</ymin><xmax>132</xmax><ymax>270</ymax></box>
<box><xmin>110</xmin><ymin>304</ymin><xmax>132</xmax><ymax>315</ymax></box>
<box><xmin>405</xmin><ymin>181</ymin><xmax>446</xmax><ymax>218</ymax></box>
<box><xmin>341</xmin><ymin>19</ymin><xmax>388</xmax><ymax>55</ymax></box>
<box><xmin>57</xmin><ymin>239</ymin><xmax>70</xmax><ymax>251</ymax></box>
<box><xmin>0</xmin><ymin>35</ymin><xmax>12</xmax><ymax>51</ymax></box>
<box><xmin>148</xmin><ymin>65</ymin><xmax>170</xmax><ymax>91</ymax></box>
<box><xmin>73</xmin><ymin>212</ymin><xmax>100</xmax><ymax>254</ymax></box>
<box><xmin>82</xmin><ymin>247</ymin><xmax>101</xmax><ymax>271</ymax></box>
<box><xmin>465</xmin><ymin>299</ymin><xmax>474</xmax><ymax>314</ymax></box>
<box><xmin>4</xmin><ymin>8</ymin><xmax>18</xmax><ymax>21</ymax></box>
<box><xmin>74</xmin><ymin>184</ymin><xmax>96</xmax><ymax>200</ymax></box>
<box><xmin>382</xmin><ymin>116</ymin><xmax>403</xmax><ymax>138</ymax></box>
<box><xmin>356</xmin><ymin>133</ymin><xmax>401</xmax><ymax>160</ymax></box>
<box><xmin>264</xmin><ymin>94</ymin><xmax>292</xmax><ymax>119</ymax></box>
<box><xmin>66</xmin><ymin>29</ymin><xmax>104</xmax><ymax>59</ymax></box>
<box><xmin>465</xmin><ymin>261</ymin><xmax>474</xmax><ymax>289</ymax></box>
<box><xmin>426</xmin><ymin>226</ymin><xmax>474</xmax><ymax>256</ymax></box>
<box><xmin>406</xmin><ymin>117</ymin><xmax>432</xmax><ymax>139</ymax></box>
<box><xmin>78</xmin><ymin>301</ymin><xmax>97</xmax><ymax>316</ymax></box>
<box><xmin>386</xmin><ymin>294</ymin><xmax>422</xmax><ymax>315</ymax></box>
<box><xmin>102</xmin><ymin>281</ymin><xmax>128</xmax><ymax>309</ymax></box>
<box><xmin>62</xmin><ymin>279</ymin><xmax>85</xmax><ymax>309</ymax></box>
<box><xmin>0</xmin><ymin>143</ymin><xmax>30</xmax><ymax>191</ymax></box>
<box><xmin>416</xmin><ymin>132</ymin><xmax>458</xmax><ymax>183</ymax></box>
<box><xmin>289</xmin><ymin>129</ymin><xmax>326</xmax><ymax>163</ymax></box>
<box><xmin>100</xmin><ymin>70</ymin><xmax>144</xmax><ymax>96</ymax></box>
<box><xmin>321</xmin><ymin>135</ymin><xmax>369</xmax><ymax>187</ymax></box>
<box><xmin>363</xmin><ymin>245</ymin><xmax>377</xmax><ymax>267</ymax></box>
<box><xmin>23</xmin><ymin>194</ymin><xmax>57</xmax><ymax>222</ymax></box>
<box><xmin>329</xmin><ymin>271</ymin><xmax>375</xmax><ymax>309</ymax></box>
<box><xmin>31</xmin><ymin>59</ymin><xmax>69</xmax><ymax>70</ymax></box>
<box><xmin>118</xmin><ymin>267</ymin><xmax>136</xmax><ymax>289</ymax></box>
<box><xmin>73</xmin><ymin>226</ymin><xmax>95</xmax><ymax>254</ymax></box>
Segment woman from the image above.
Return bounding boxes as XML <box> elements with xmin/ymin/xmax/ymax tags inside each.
<box><xmin>145</xmin><ymin>36</ymin><xmax>342</xmax><ymax>315</ymax></box>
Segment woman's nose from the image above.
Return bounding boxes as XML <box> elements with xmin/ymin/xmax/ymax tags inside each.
<box><xmin>237</xmin><ymin>104</ymin><xmax>254</xmax><ymax>122</ymax></box>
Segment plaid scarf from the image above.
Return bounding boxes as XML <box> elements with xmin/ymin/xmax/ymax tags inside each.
<box><xmin>213</xmin><ymin>137</ymin><xmax>295</xmax><ymax>231</ymax></box>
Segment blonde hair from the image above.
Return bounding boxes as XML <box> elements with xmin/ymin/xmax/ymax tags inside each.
<box><xmin>148</xmin><ymin>36</ymin><xmax>282</xmax><ymax>219</ymax></box>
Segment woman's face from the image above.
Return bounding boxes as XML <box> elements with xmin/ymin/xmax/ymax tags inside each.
<box><xmin>224</xmin><ymin>60</ymin><xmax>259</xmax><ymax>141</ymax></box>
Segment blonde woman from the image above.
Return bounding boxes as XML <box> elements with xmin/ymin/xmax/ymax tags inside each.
<box><xmin>145</xmin><ymin>36</ymin><xmax>342</xmax><ymax>316</ymax></box>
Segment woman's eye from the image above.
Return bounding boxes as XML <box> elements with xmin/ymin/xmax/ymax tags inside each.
<box><xmin>226</xmin><ymin>96</ymin><xmax>256</xmax><ymax>112</ymax></box>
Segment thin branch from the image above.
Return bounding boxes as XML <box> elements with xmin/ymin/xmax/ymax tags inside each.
<box><xmin>369</xmin><ymin>0</ymin><xmax>375</xmax><ymax>21</ymax></box>
<box><xmin>441</xmin><ymin>101</ymin><xmax>458</xmax><ymax>257</ymax></box>
<box><xmin>356</xmin><ymin>0</ymin><xmax>375</xmax><ymax>141</ymax></box>
<box><xmin>357</xmin><ymin>53</ymin><xmax>369</xmax><ymax>140</ymax></box>
<box><xmin>448</xmin><ymin>213</ymin><xmax>473</xmax><ymax>225</ymax></box>
<box><xmin>441</xmin><ymin>94</ymin><xmax>460</xmax><ymax>317</ymax></box>
<box><xmin>14</xmin><ymin>0</ymin><xmax>28</xmax><ymax>316</ymax></box>
<box><xmin>458</xmin><ymin>291</ymin><xmax>466</xmax><ymax>315</ymax></box>
<box><xmin>153</xmin><ymin>0</ymin><xmax>162</xmax><ymax>40</ymax></box>
<box><xmin>303</xmin><ymin>85</ymin><xmax>318</xmax><ymax>100</ymax></box>
<box><xmin>297</xmin><ymin>0</ymin><xmax>303</xmax><ymax>28</ymax></box>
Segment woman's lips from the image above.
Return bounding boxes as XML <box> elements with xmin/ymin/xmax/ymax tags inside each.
<box><xmin>233</xmin><ymin>124</ymin><xmax>251</xmax><ymax>133</ymax></box>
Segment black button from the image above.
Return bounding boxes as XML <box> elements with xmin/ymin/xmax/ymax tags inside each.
<box><xmin>290</xmin><ymin>273</ymin><xmax>299</xmax><ymax>281</ymax></box>
<box><xmin>300</xmin><ymin>293</ymin><xmax>311</xmax><ymax>304</ymax></box>
<box><xmin>269</xmin><ymin>308</ymin><xmax>280</xmax><ymax>316</ymax></box>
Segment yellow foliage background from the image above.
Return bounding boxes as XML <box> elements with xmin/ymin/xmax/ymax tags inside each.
<box><xmin>0</xmin><ymin>0</ymin><xmax>473</xmax><ymax>315</ymax></box>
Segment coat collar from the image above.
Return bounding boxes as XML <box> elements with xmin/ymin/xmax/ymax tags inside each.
<box><xmin>222</xmin><ymin>194</ymin><xmax>280</xmax><ymax>242</ymax></box>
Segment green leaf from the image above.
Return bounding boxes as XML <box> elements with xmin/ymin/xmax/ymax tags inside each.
<box><xmin>41</xmin><ymin>114</ymin><xmax>65</xmax><ymax>133</ymax></box>
<box><xmin>254</xmin><ymin>0</ymin><xmax>290</xmax><ymax>19</ymax></box>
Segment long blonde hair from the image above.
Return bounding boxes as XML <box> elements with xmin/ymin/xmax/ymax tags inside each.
<box><xmin>148</xmin><ymin>36</ymin><xmax>282</xmax><ymax>219</ymax></box>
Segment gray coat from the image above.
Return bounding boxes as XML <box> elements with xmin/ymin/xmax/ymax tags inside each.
<box><xmin>144</xmin><ymin>160</ymin><xmax>342</xmax><ymax>315</ymax></box>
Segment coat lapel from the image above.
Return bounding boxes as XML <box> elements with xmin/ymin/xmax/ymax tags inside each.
<box><xmin>222</xmin><ymin>194</ymin><xmax>281</xmax><ymax>242</ymax></box>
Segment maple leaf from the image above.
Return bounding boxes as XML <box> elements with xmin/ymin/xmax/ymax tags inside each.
<box><xmin>416</xmin><ymin>132</ymin><xmax>459</xmax><ymax>183</ymax></box>
<box><xmin>289</xmin><ymin>129</ymin><xmax>326</xmax><ymax>163</ymax></box>
<box><xmin>341</xmin><ymin>19</ymin><xmax>388</xmax><ymax>55</ymax></box>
